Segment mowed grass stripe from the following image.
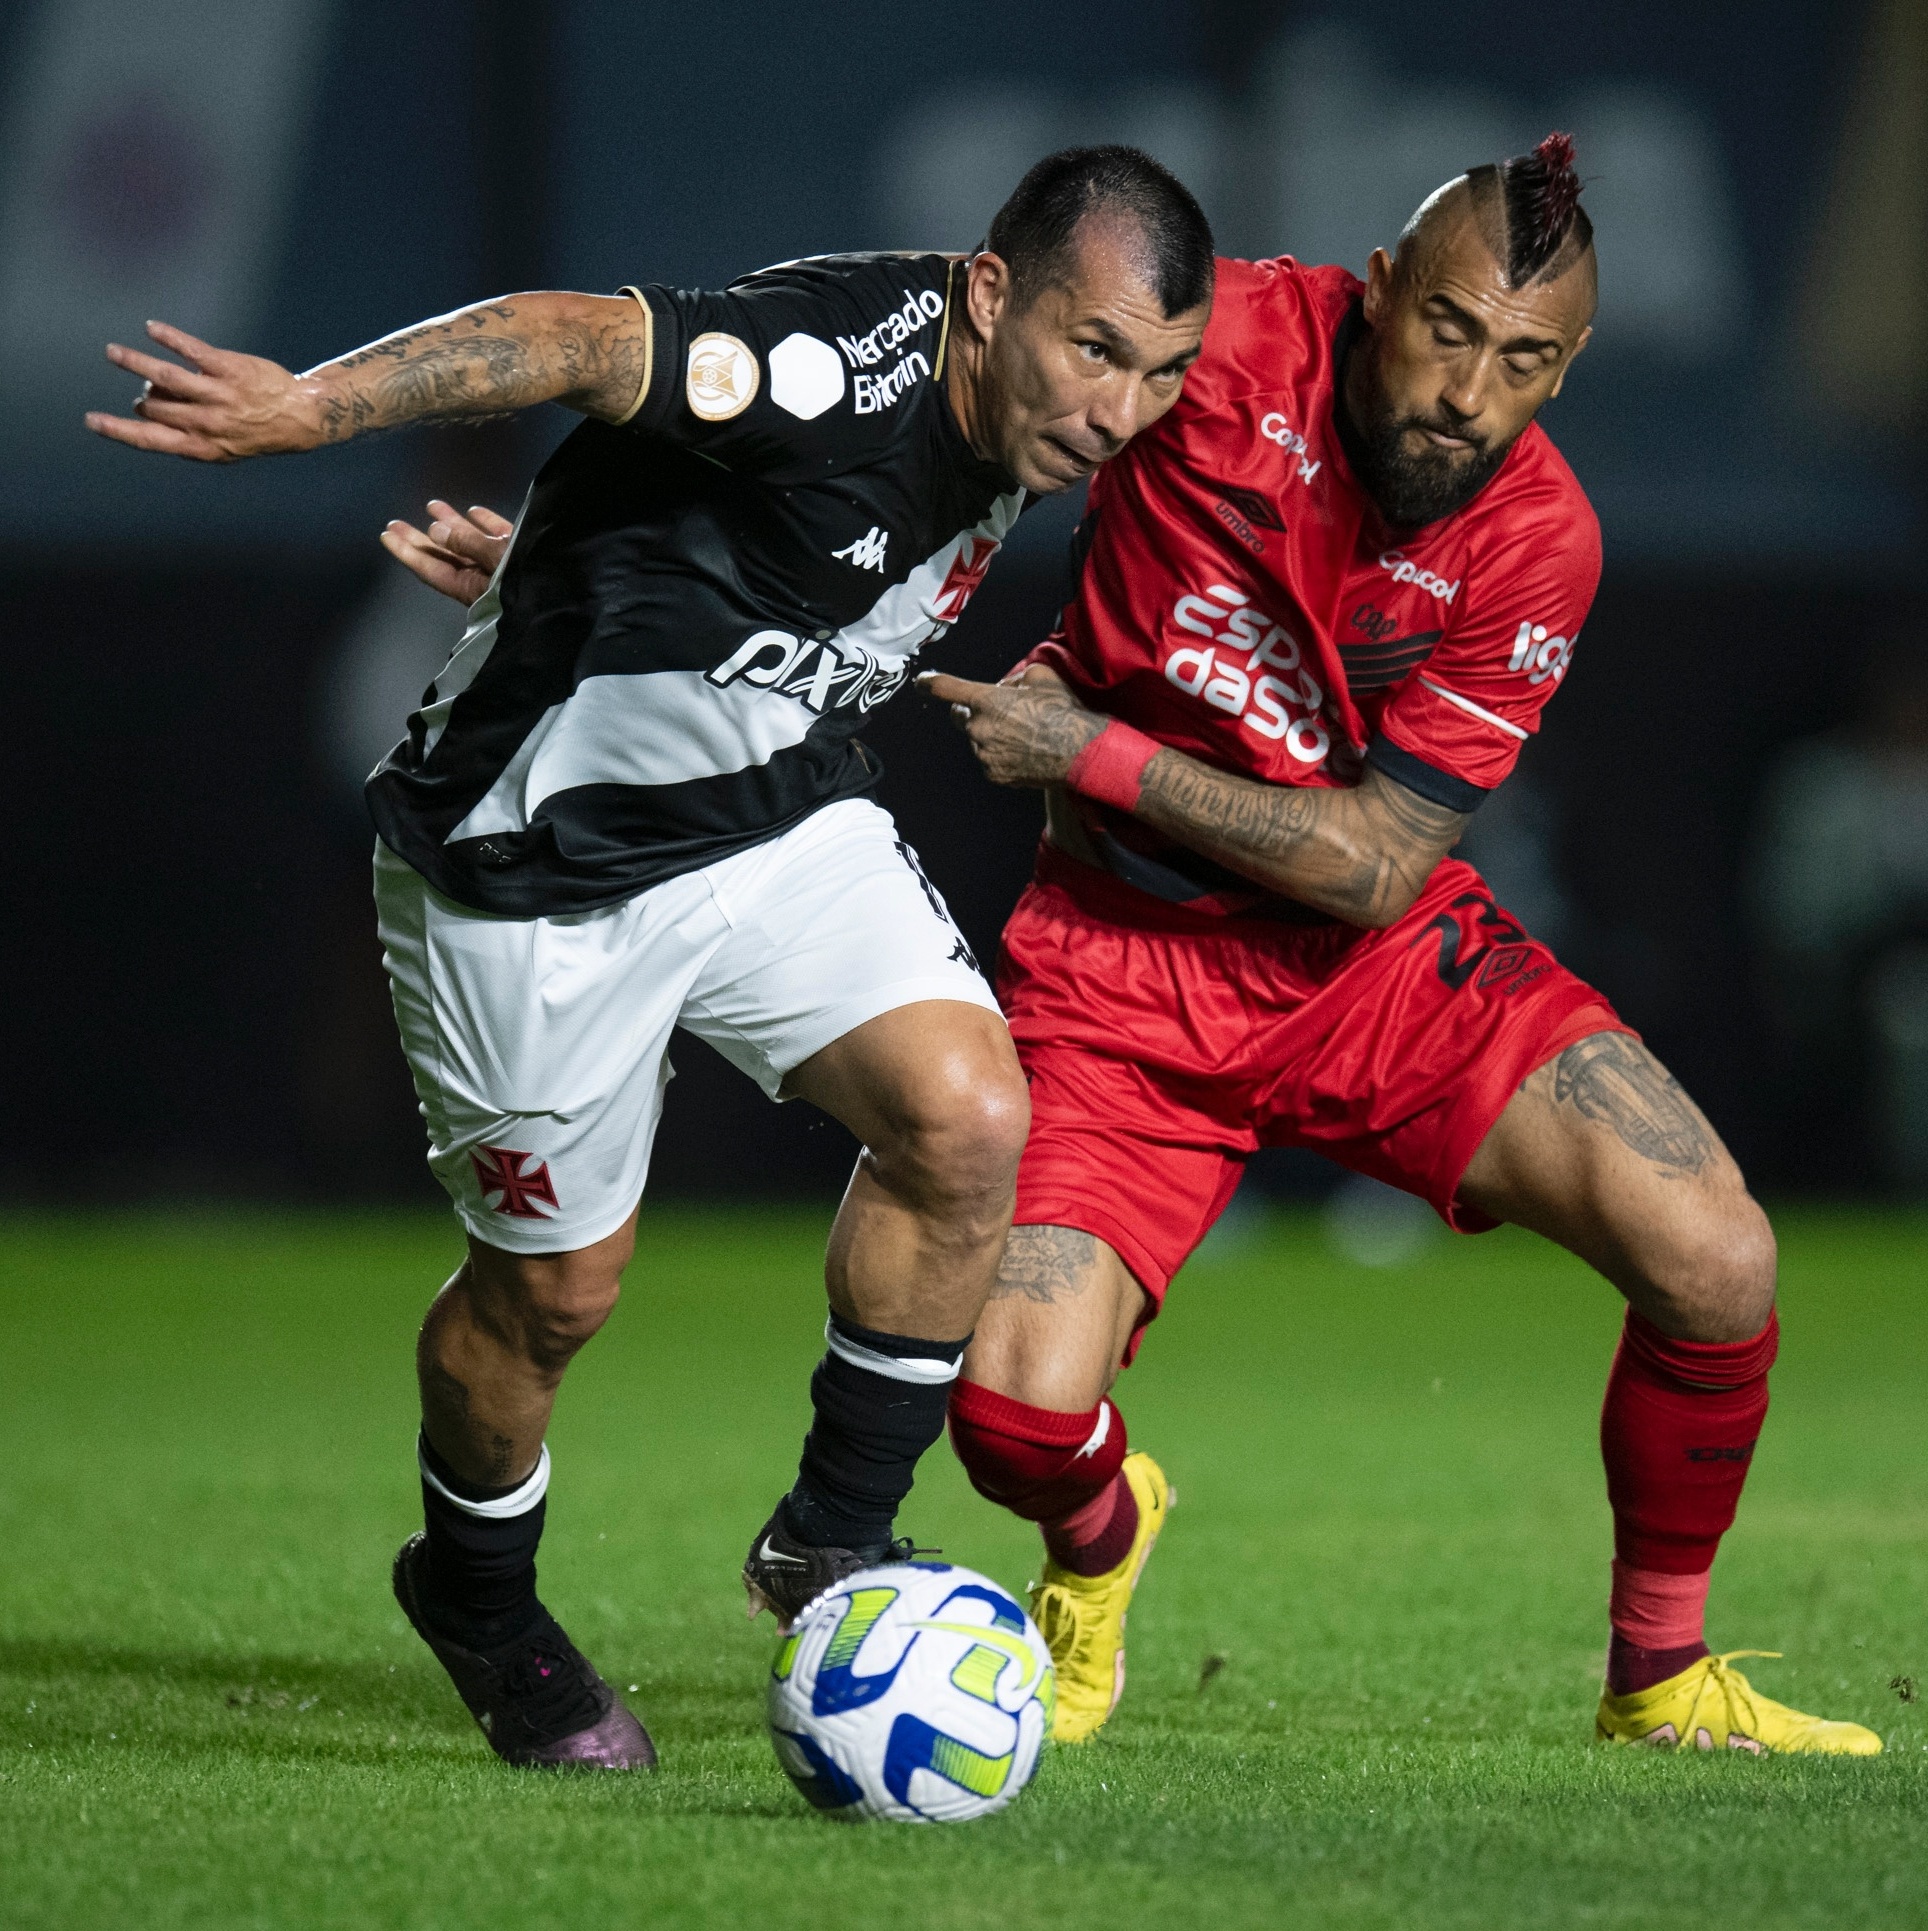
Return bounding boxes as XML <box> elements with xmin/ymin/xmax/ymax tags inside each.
<box><xmin>0</xmin><ymin>1207</ymin><xmax>1921</xmax><ymax>1929</ymax></box>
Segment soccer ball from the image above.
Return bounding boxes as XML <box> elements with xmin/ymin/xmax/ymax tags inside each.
<box><xmin>767</xmin><ymin>1560</ymin><xmax>1054</xmax><ymax>1822</ymax></box>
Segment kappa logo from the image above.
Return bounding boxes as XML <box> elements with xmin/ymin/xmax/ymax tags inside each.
<box><xmin>1507</xmin><ymin>621</ymin><xmax>1575</xmax><ymax>686</ymax></box>
<box><xmin>471</xmin><ymin>1145</ymin><xmax>559</xmax><ymax>1219</ymax></box>
<box><xmin>686</xmin><ymin>332</ymin><xmax>759</xmax><ymax>421</ymax></box>
<box><xmin>833</xmin><ymin>526</ymin><xmax>890</xmax><ymax>572</ymax></box>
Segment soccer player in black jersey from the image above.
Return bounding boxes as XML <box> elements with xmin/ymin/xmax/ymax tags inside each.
<box><xmin>87</xmin><ymin>149</ymin><xmax>1213</xmax><ymax>1769</ymax></box>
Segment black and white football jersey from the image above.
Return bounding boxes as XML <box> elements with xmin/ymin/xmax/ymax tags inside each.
<box><xmin>366</xmin><ymin>253</ymin><xmax>1026</xmax><ymax>916</ymax></box>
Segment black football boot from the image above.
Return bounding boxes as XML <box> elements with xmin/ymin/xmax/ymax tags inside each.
<box><xmin>741</xmin><ymin>1506</ymin><xmax>931</xmax><ymax>1629</ymax></box>
<box><xmin>393</xmin><ymin>1533</ymin><xmax>656</xmax><ymax>1770</ymax></box>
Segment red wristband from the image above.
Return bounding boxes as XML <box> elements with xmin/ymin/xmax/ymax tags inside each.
<box><xmin>1065</xmin><ymin>718</ymin><xmax>1161</xmax><ymax>812</ymax></box>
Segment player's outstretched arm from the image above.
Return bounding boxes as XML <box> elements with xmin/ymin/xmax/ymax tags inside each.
<box><xmin>921</xmin><ymin>667</ymin><xmax>1467</xmax><ymax>929</ymax></box>
<box><xmin>85</xmin><ymin>294</ymin><xmax>650</xmax><ymax>462</ymax></box>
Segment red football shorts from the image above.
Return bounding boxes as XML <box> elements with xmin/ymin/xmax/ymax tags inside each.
<box><xmin>1000</xmin><ymin>846</ymin><xmax>1629</xmax><ymax>1351</ymax></box>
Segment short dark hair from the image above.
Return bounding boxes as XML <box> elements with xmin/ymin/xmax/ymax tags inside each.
<box><xmin>984</xmin><ymin>145</ymin><xmax>1215</xmax><ymax>319</ymax></box>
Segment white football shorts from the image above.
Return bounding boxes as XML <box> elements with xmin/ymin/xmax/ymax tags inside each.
<box><xmin>374</xmin><ymin>799</ymin><xmax>1001</xmax><ymax>1254</ymax></box>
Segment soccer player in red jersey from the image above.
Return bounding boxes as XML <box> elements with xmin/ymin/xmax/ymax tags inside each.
<box><xmin>924</xmin><ymin>136</ymin><xmax>1881</xmax><ymax>1755</ymax></box>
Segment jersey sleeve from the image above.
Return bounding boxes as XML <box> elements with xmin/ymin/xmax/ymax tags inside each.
<box><xmin>1366</xmin><ymin>490</ymin><xmax>1601</xmax><ymax>811</ymax></box>
<box><xmin>619</xmin><ymin>253</ymin><xmax>956</xmax><ymax>478</ymax></box>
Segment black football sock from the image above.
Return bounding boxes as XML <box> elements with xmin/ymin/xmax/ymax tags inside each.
<box><xmin>417</xmin><ymin>1432</ymin><xmax>549</xmax><ymax>1649</ymax></box>
<box><xmin>781</xmin><ymin>1313</ymin><xmax>969</xmax><ymax>1552</ymax></box>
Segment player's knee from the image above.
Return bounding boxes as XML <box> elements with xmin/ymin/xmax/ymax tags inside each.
<box><xmin>867</xmin><ymin>1040</ymin><xmax>1029</xmax><ymax>1226</ymax></box>
<box><xmin>479</xmin><ymin>1252</ymin><xmax>625</xmax><ymax>1374</ymax></box>
<box><xmin>1643</xmin><ymin>1189</ymin><xmax>1777</xmax><ymax>1342</ymax></box>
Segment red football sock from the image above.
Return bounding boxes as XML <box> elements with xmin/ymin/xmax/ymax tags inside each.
<box><xmin>948</xmin><ymin>1379</ymin><xmax>1131</xmax><ymax>1570</ymax></box>
<box><xmin>1041</xmin><ymin>1470</ymin><xmax>1141</xmax><ymax>1578</ymax></box>
<box><xmin>1599</xmin><ymin>1308</ymin><xmax>1778</xmax><ymax>1695</ymax></box>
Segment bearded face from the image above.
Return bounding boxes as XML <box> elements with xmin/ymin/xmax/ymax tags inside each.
<box><xmin>1341</xmin><ymin>350</ymin><xmax>1514</xmax><ymax>530</ymax></box>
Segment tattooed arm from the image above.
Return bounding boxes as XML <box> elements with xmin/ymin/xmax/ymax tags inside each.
<box><xmin>84</xmin><ymin>293</ymin><xmax>652</xmax><ymax>462</ymax></box>
<box><xmin>920</xmin><ymin>666</ymin><xmax>1468</xmax><ymax>928</ymax></box>
<box><xmin>1130</xmin><ymin>752</ymin><xmax>1467</xmax><ymax>928</ymax></box>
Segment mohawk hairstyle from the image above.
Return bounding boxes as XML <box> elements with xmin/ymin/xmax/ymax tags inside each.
<box><xmin>1469</xmin><ymin>131</ymin><xmax>1593</xmax><ymax>287</ymax></box>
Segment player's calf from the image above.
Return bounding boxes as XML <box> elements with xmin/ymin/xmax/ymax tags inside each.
<box><xmin>1463</xmin><ymin>1033</ymin><xmax>1876</xmax><ymax>1747</ymax></box>
<box><xmin>403</xmin><ymin>1225</ymin><xmax>638</xmax><ymax>1758</ymax></box>
<box><xmin>747</xmin><ymin>1006</ymin><xmax>1026</xmax><ymax>1621</ymax></box>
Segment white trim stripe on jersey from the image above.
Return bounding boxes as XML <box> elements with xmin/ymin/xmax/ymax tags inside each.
<box><xmin>450</xmin><ymin>671</ymin><xmax>820</xmax><ymax>841</ymax></box>
<box><xmin>822</xmin><ymin>1316</ymin><xmax>963</xmax><ymax>1385</ymax></box>
<box><xmin>418</xmin><ymin>1440</ymin><xmax>551</xmax><ymax>1518</ymax></box>
<box><xmin>1417</xmin><ymin>675</ymin><xmax>1529</xmax><ymax>740</ymax></box>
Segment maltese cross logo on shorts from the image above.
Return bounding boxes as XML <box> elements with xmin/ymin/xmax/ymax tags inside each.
<box><xmin>470</xmin><ymin>1145</ymin><xmax>560</xmax><ymax>1218</ymax></box>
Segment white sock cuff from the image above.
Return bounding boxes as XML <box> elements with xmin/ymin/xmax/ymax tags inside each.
<box><xmin>823</xmin><ymin>1316</ymin><xmax>963</xmax><ymax>1387</ymax></box>
<box><xmin>417</xmin><ymin>1441</ymin><xmax>551</xmax><ymax>1519</ymax></box>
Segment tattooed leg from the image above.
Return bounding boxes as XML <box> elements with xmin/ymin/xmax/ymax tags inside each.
<box><xmin>415</xmin><ymin>1217</ymin><xmax>636</xmax><ymax>1487</ymax></box>
<box><xmin>1460</xmin><ymin>1032</ymin><xmax>1775</xmax><ymax>1342</ymax></box>
<box><xmin>993</xmin><ymin>1224</ymin><xmax>1102</xmax><ymax>1304</ymax></box>
<box><xmin>1549</xmin><ymin>1033</ymin><xmax>1715</xmax><ymax>1175</ymax></box>
<box><xmin>963</xmin><ymin>1225</ymin><xmax>1147</xmax><ymax>1409</ymax></box>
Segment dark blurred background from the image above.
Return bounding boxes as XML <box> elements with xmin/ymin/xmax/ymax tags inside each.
<box><xmin>2</xmin><ymin>0</ymin><xmax>1924</xmax><ymax>1209</ymax></box>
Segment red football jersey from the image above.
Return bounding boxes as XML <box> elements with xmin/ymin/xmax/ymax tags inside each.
<box><xmin>1023</xmin><ymin>257</ymin><xmax>1601</xmax><ymax>913</ymax></box>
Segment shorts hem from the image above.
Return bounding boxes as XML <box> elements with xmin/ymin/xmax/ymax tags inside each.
<box><xmin>447</xmin><ymin>1189</ymin><xmax>642</xmax><ymax>1258</ymax></box>
<box><xmin>1438</xmin><ymin>1002</ymin><xmax>1636</xmax><ymax>1232</ymax></box>
<box><xmin>748</xmin><ymin>973</ymin><xmax>1004</xmax><ymax>1098</ymax></box>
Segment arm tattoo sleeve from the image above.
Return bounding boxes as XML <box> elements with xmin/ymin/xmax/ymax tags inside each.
<box><xmin>311</xmin><ymin>296</ymin><xmax>649</xmax><ymax>442</ymax></box>
<box><xmin>1133</xmin><ymin>753</ymin><xmax>1468</xmax><ymax>926</ymax></box>
<box><xmin>1550</xmin><ymin>1034</ymin><xmax>1716</xmax><ymax>1175</ymax></box>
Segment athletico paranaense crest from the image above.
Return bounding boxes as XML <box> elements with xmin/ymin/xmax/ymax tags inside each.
<box><xmin>471</xmin><ymin>1145</ymin><xmax>560</xmax><ymax>1218</ymax></box>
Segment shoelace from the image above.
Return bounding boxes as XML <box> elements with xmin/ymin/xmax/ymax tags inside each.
<box><xmin>1675</xmin><ymin>1650</ymin><xmax>1783</xmax><ymax>1746</ymax></box>
<box><xmin>1029</xmin><ymin>1584</ymin><xmax>1095</xmax><ymax>1667</ymax></box>
<box><xmin>500</xmin><ymin>1640</ymin><xmax>606</xmax><ymax>1736</ymax></box>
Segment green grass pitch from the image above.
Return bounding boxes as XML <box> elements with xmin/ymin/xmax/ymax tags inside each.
<box><xmin>1</xmin><ymin>1204</ymin><xmax>1923</xmax><ymax>1929</ymax></box>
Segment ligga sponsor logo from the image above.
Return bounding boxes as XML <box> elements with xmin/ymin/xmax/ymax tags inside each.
<box><xmin>1507</xmin><ymin>621</ymin><xmax>1574</xmax><ymax>686</ymax></box>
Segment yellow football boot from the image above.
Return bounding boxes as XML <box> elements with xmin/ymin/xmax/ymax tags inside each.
<box><xmin>1596</xmin><ymin>1650</ymin><xmax>1882</xmax><ymax>1756</ymax></box>
<box><xmin>1028</xmin><ymin>1451</ymin><xmax>1171</xmax><ymax>1745</ymax></box>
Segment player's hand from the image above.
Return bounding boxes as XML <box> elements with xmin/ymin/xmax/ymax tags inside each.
<box><xmin>918</xmin><ymin>664</ymin><xmax>1106</xmax><ymax>787</ymax></box>
<box><xmin>84</xmin><ymin>321</ymin><xmax>327</xmax><ymax>461</ymax></box>
<box><xmin>381</xmin><ymin>501</ymin><xmax>514</xmax><ymax>604</ymax></box>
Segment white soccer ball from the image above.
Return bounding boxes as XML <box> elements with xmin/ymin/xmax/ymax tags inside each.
<box><xmin>767</xmin><ymin>1560</ymin><xmax>1054</xmax><ymax>1822</ymax></box>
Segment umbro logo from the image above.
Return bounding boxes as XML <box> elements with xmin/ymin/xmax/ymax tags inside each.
<box><xmin>1212</xmin><ymin>486</ymin><xmax>1283</xmax><ymax>555</ymax></box>
<box><xmin>833</xmin><ymin>526</ymin><xmax>889</xmax><ymax>572</ymax></box>
<box><xmin>1219</xmin><ymin>485</ymin><xmax>1284</xmax><ymax>531</ymax></box>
